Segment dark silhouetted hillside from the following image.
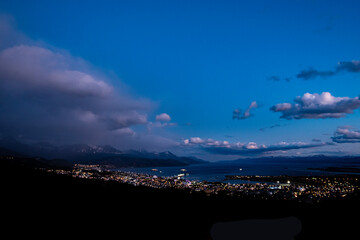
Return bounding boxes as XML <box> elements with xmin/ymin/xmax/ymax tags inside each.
<box><xmin>1</xmin><ymin>156</ymin><xmax>359</xmax><ymax>240</ymax></box>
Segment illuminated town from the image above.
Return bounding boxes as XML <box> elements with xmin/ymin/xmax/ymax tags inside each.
<box><xmin>48</xmin><ymin>164</ymin><xmax>360</xmax><ymax>203</ymax></box>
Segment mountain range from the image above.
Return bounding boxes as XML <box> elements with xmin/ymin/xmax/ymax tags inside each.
<box><xmin>0</xmin><ymin>137</ymin><xmax>206</xmax><ymax>168</ymax></box>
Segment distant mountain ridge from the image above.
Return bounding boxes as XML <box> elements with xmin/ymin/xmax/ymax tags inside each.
<box><xmin>0</xmin><ymin>137</ymin><xmax>206</xmax><ymax>168</ymax></box>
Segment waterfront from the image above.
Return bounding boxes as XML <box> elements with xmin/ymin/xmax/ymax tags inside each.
<box><xmin>49</xmin><ymin>163</ymin><xmax>360</xmax><ymax>203</ymax></box>
<box><xmin>115</xmin><ymin>158</ymin><xmax>360</xmax><ymax>183</ymax></box>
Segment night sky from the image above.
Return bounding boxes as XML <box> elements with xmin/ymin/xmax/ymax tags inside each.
<box><xmin>1</xmin><ymin>0</ymin><xmax>360</xmax><ymax>160</ymax></box>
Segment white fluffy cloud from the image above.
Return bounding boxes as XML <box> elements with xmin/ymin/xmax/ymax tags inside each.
<box><xmin>271</xmin><ymin>92</ymin><xmax>360</xmax><ymax>119</ymax></box>
<box><xmin>190</xmin><ymin>137</ymin><xmax>206</xmax><ymax>144</ymax></box>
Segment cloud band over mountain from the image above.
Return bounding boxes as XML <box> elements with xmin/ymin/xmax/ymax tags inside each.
<box><xmin>183</xmin><ymin>137</ymin><xmax>332</xmax><ymax>155</ymax></box>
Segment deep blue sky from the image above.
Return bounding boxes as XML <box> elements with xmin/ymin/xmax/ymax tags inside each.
<box><xmin>1</xmin><ymin>0</ymin><xmax>360</xmax><ymax>159</ymax></box>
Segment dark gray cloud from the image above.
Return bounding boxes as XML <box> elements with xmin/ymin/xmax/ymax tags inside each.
<box><xmin>270</xmin><ymin>92</ymin><xmax>360</xmax><ymax>120</ymax></box>
<box><xmin>268</xmin><ymin>75</ymin><xmax>281</xmax><ymax>81</ymax></box>
<box><xmin>332</xmin><ymin>127</ymin><xmax>360</xmax><ymax>143</ymax></box>
<box><xmin>0</xmin><ymin>17</ymin><xmax>178</xmax><ymax>151</ymax></box>
<box><xmin>0</xmin><ymin>44</ymin><xmax>152</xmax><ymax>141</ymax></box>
<box><xmin>296</xmin><ymin>68</ymin><xmax>335</xmax><ymax>80</ymax></box>
<box><xmin>296</xmin><ymin>60</ymin><xmax>360</xmax><ymax>80</ymax></box>
<box><xmin>259</xmin><ymin>124</ymin><xmax>285</xmax><ymax>132</ymax></box>
<box><xmin>183</xmin><ymin>137</ymin><xmax>332</xmax><ymax>155</ymax></box>
<box><xmin>270</xmin><ymin>60</ymin><xmax>360</xmax><ymax>82</ymax></box>
<box><xmin>233</xmin><ymin>101</ymin><xmax>259</xmax><ymax>120</ymax></box>
<box><xmin>267</xmin><ymin>75</ymin><xmax>291</xmax><ymax>82</ymax></box>
<box><xmin>336</xmin><ymin>61</ymin><xmax>360</xmax><ymax>73</ymax></box>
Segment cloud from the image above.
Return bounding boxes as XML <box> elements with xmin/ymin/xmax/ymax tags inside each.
<box><xmin>205</xmin><ymin>141</ymin><xmax>331</xmax><ymax>155</ymax></box>
<box><xmin>147</xmin><ymin>121</ymin><xmax>177</xmax><ymax>131</ymax></box>
<box><xmin>114</xmin><ymin>128</ymin><xmax>136</xmax><ymax>136</ymax></box>
<box><xmin>183</xmin><ymin>137</ymin><xmax>331</xmax><ymax>155</ymax></box>
<box><xmin>296</xmin><ymin>60</ymin><xmax>360</xmax><ymax>80</ymax></box>
<box><xmin>0</xmin><ymin>44</ymin><xmax>151</xmax><ymax>136</ymax></box>
<box><xmin>103</xmin><ymin>112</ymin><xmax>148</xmax><ymax>130</ymax></box>
<box><xmin>259</xmin><ymin>124</ymin><xmax>284</xmax><ymax>132</ymax></box>
<box><xmin>0</xmin><ymin>14</ymin><xmax>30</xmax><ymax>49</ymax></box>
<box><xmin>270</xmin><ymin>92</ymin><xmax>360</xmax><ymax>119</ymax></box>
<box><xmin>0</xmin><ymin>45</ymin><xmax>115</xmax><ymax>97</ymax></box>
<box><xmin>0</xmin><ymin>16</ymin><xmax>183</xmax><ymax>151</ymax></box>
<box><xmin>233</xmin><ymin>101</ymin><xmax>259</xmax><ymax>120</ymax></box>
<box><xmin>155</xmin><ymin>113</ymin><xmax>171</xmax><ymax>122</ymax></box>
<box><xmin>296</xmin><ymin>68</ymin><xmax>335</xmax><ymax>80</ymax></box>
<box><xmin>332</xmin><ymin>127</ymin><xmax>360</xmax><ymax>143</ymax></box>
<box><xmin>268</xmin><ymin>75</ymin><xmax>281</xmax><ymax>81</ymax></box>
<box><xmin>270</xmin><ymin>60</ymin><xmax>360</xmax><ymax>82</ymax></box>
<box><xmin>183</xmin><ymin>137</ymin><xmax>230</xmax><ymax>147</ymax></box>
<box><xmin>146</xmin><ymin>113</ymin><xmax>177</xmax><ymax>132</ymax></box>
<box><xmin>189</xmin><ymin>137</ymin><xmax>206</xmax><ymax>144</ymax></box>
<box><xmin>336</xmin><ymin>60</ymin><xmax>360</xmax><ymax>73</ymax></box>
<box><xmin>267</xmin><ymin>75</ymin><xmax>291</xmax><ymax>82</ymax></box>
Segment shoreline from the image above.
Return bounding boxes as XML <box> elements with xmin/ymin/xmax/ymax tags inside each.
<box><xmin>52</xmin><ymin>165</ymin><xmax>360</xmax><ymax>204</ymax></box>
<box><xmin>307</xmin><ymin>167</ymin><xmax>360</xmax><ymax>173</ymax></box>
